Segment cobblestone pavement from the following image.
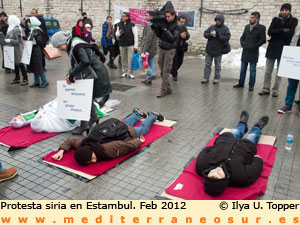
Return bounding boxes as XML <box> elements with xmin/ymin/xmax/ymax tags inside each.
<box><xmin>0</xmin><ymin>52</ymin><xmax>299</xmax><ymax>200</ymax></box>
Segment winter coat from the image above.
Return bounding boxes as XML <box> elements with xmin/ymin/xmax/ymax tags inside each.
<box><xmin>72</xmin><ymin>26</ymin><xmax>86</xmax><ymax>40</ymax></box>
<box><xmin>28</xmin><ymin>29</ymin><xmax>45</xmax><ymax>74</ymax></box>
<box><xmin>266</xmin><ymin>15</ymin><xmax>298</xmax><ymax>60</ymax></box>
<box><xmin>6</xmin><ymin>26</ymin><xmax>23</xmax><ymax>64</ymax></box>
<box><xmin>117</xmin><ymin>20</ymin><xmax>136</xmax><ymax>47</ymax></box>
<box><xmin>85</xmin><ymin>30</ymin><xmax>95</xmax><ymax>43</ymax></box>
<box><xmin>240</xmin><ymin>23</ymin><xmax>266</xmax><ymax>63</ymax></box>
<box><xmin>195</xmin><ymin>132</ymin><xmax>263</xmax><ymax>187</ymax></box>
<box><xmin>176</xmin><ymin>25</ymin><xmax>190</xmax><ymax>51</ymax></box>
<box><xmin>290</xmin><ymin>25</ymin><xmax>300</xmax><ymax>46</ymax></box>
<box><xmin>101</xmin><ymin>21</ymin><xmax>113</xmax><ymax>47</ymax></box>
<box><xmin>0</xmin><ymin>20</ymin><xmax>8</xmax><ymax>35</ymax></box>
<box><xmin>59</xmin><ymin>125</ymin><xmax>141</xmax><ymax>161</ymax></box>
<box><xmin>36</xmin><ymin>16</ymin><xmax>49</xmax><ymax>46</ymax></box>
<box><xmin>204</xmin><ymin>14</ymin><xmax>231</xmax><ymax>57</ymax></box>
<box><xmin>140</xmin><ymin>23</ymin><xmax>157</xmax><ymax>57</ymax></box>
<box><xmin>68</xmin><ymin>40</ymin><xmax>112</xmax><ymax>98</ymax></box>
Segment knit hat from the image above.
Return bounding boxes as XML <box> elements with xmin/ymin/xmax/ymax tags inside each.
<box><xmin>202</xmin><ymin>165</ymin><xmax>230</xmax><ymax>196</ymax></box>
<box><xmin>51</xmin><ymin>31</ymin><xmax>72</xmax><ymax>48</ymax></box>
<box><xmin>281</xmin><ymin>3</ymin><xmax>292</xmax><ymax>11</ymax></box>
<box><xmin>74</xmin><ymin>146</ymin><xmax>93</xmax><ymax>166</ymax></box>
<box><xmin>85</xmin><ymin>24</ymin><xmax>91</xmax><ymax>28</ymax></box>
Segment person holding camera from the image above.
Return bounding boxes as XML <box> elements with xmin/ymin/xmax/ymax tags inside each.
<box><xmin>151</xmin><ymin>9</ymin><xmax>181</xmax><ymax>98</ymax></box>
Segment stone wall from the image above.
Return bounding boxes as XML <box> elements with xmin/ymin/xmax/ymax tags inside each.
<box><xmin>1</xmin><ymin>0</ymin><xmax>300</xmax><ymax>53</ymax></box>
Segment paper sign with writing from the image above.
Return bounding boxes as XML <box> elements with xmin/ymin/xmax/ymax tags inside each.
<box><xmin>3</xmin><ymin>46</ymin><xmax>14</xmax><ymax>69</ymax></box>
<box><xmin>57</xmin><ymin>79</ymin><xmax>94</xmax><ymax>121</ymax></box>
<box><xmin>21</xmin><ymin>41</ymin><xmax>33</xmax><ymax>65</ymax></box>
<box><xmin>278</xmin><ymin>46</ymin><xmax>300</xmax><ymax>80</ymax></box>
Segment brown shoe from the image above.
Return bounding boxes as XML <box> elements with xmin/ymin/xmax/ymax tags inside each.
<box><xmin>258</xmin><ymin>90</ymin><xmax>270</xmax><ymax>95</ymax></box>
<box><xmin>167</xmin><ymin>89</ymin><xmax>173</xmax><ymax>94</ymax></box>
<box><xmin>157</xmin><ymin>92</ymin><xmax>167</xmax><ymax>98</ymax></box>
<box><xmin>272</xmin><ymin>91</ymin><xmax>278</xmax><ymax>97</ymax></box>
<box><xmin>0</xmin><ymin>167</ymin><xmax>18</xmax><ymax>182</ymax></box>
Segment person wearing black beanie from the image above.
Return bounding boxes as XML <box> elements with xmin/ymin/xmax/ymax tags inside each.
<box><xmin>259</xmin><ymin>3</ymin><xmax>298</xmax><ymax>97</ymax></box>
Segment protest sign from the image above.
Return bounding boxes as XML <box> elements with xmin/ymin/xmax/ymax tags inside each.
<box><xmin>21</xmin><ymin>41</ymin><xmax>33</xmax><ymax>65</ymax></box>
<box><xmin>3</xmin><ymin>46</ymin><xmax>14</xmax><ymax>69</ymax></box>
<box><xmin>278</xmin><ymin>46</ymin><xmax>300</xmax><ymax>80</ymax></box>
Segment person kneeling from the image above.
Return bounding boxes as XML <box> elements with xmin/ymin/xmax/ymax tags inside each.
<box><xmin>195</xmin><ymin>111</ymin><xmax>269</xmax><ymax>196</ymax></box>
<box><xmin>52</xmin><ymin>108</ymin><xmax>164</xmax><ymax>165</ymax></box>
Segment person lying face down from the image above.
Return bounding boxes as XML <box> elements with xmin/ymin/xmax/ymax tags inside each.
<box><xmin>195</xmin><ymin>111</ymin><xmax>269</xmax><ymax>196</ymax></box>
<box><xmin>52</xmin><ymin>108</ymin><xmax>164</xmax><ymax>165</ymax></box>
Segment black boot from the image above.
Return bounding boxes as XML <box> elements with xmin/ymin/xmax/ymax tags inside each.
<box><xmin>255</xmin><ymin>116</ymin><xmax>269</xmax><ymax>129</ymax></box>
<box><xmin>148</xmin><ymin>112</ymin><xmax>164</xmax><ymax>122</ymax></box>
<box><xmin>88</xmin><ymin>103</ymin><xmax>99</xmax><ymax>126</ymax></box>
<box><xmin>239</xmin><ymin>110</ymin><xmax>249</xmax><ymax>124</ymax></box>
<box><xmin>133</xmin><ymin>107</ymin><xmax>147</xmax><ymax>118</ymax></box>
<box><xmin>72</xmin><ymin>121</ymin><xmax>90</xmax><ymax>135</ymax></box>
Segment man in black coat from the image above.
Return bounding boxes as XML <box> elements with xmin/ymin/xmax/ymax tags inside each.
<box><xmin>195</xmin><ymin>111</ymin><xmax>269</xmax><ymax>196</ymax></box>
<box><xmin>259</xmin><ymin>3</ymin><xmax>298</xmax><ymax>97</ymax></box>
<box><xmin>233</xmin><ymin>12</ymin><xmax>266</xmax><ymax>91</ymax></box>
<box><xmin>202</xmin><ymin>14</ymin><xmax>231</xmax><ymax>84</ymax></box>
<box><xmin>170</xmin><ymin>16</ymin><xmax>190</xmax><ymax>81</ymax></box>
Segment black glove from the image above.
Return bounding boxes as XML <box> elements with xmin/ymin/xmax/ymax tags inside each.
<box><xmin>69</xmin><ymin>75</ymin><xmax>75</xmax><ymax>83</ymax></box>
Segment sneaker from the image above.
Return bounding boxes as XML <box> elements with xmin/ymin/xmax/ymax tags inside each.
<box><xmin>239</xmin><ymin>110</ymin><xmax>249</xmax><ymax>124</ymax></box>
<box><xmin>21</xmin><ymin>80</ymin><xmax>28</xmax><ymax>86</ymax></box>
<box><xmin>278</xmin><ymin>106</ymin><xmax>292</xmax><ymax>114</ymax></box>
<box><xmin>148</xmin><ymin>112</ymin><xmax>164</xmax><ymax>121</ymax></box>
<box><xmin>39</xmin><ymin>83</ymin><xmax>49</xmax><ymax>88</ymax></box>
<box><xmin>10</xmin><ymin>79</ymin><xmax>20</xmax><ymax>84</ymax></box>
<box><xmin>128</xmin><ymin>74</ymin><xmax>135</xmax><ymax>79</ymax></box>
<box><xmin>201</xmin><ymin>79</ymin><xmax>209</xmax><ymax>84</ymax></box>
<box><xmin>173</xmin><ymin>76</ymin><xmax>178</xmax><ymax>81</ymax></box>
<box><xmin>295</xmin><ymin>100</ymin><xmax>300</xmax><ymax>105</ymax></box>
<box><xmin>255</xmin><ymin>116</ymin><xmax>269</xmax><ymax>129</ymax></box>
<box><xmin>213</xmin><ymin>79</ymin><xmax>219</xmax><ymax>84</ymax></box>
<box><xmin>108</xmin><ymin>63</ymin><xmax>118</xmax><ymax>69</ymax></box>
<box><xmin>157</xmin><ymin>92</ymin><xmax>167</xmax><ymax>98</ymax></box>
<box><xmin>0</xmin><ymin>167</ymin><xmax>18</xmax><ymax>182</ymax></box>
<box><xmin>258</xmin><ymin>90</ymin><xmax>270</xmax><ymax>95</ymax></box>
<box><xmin>133</xmin><ymin>107</ymin><xmax>147</xmax><ymax>118</ymax></box>
<box><xmin>233</xmin><ymin>83</ymin><xmax>244</xmax><ymax>88</ymax></box>
<box><xmin>29</xmin><ymin>83</ymin><xmax>40</xmax><ymax>88</ymax></box>
<box><xmin>249</xmin><ymin>87</ymin><xmax>254</xmax><ymax>91</ymax></box>
<box><xmin>272</xmin><ymin>91</ymin><xmax>278</xmax><ymax>97</ymax></box>
<box><xmin>121</xmin><ymin>73</ymin><xmax>127</xmax><ymax>78</ymax></box>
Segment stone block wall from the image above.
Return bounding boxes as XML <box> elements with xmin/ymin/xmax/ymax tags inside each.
<box><xmin>1</xmin><ymin>0</ymin><xmax>299</xmax><ymax>53</ymax></box>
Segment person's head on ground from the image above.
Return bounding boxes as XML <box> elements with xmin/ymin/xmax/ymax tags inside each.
<box><xmin>85</xmin><ymin>23</ymin><xmax>91</xmax><ymax>32</ymax></box>
<box><xmin>121</xmin><ymin>12</ymin><xmax>130</xmax><ymax>22</ymax></box>
<box><xmin>106</xmin><ymin>15</ymin><xmax>112</xmax><ymax>24</ymax></box>
<box><xmin>82</xmin><ymin>12</ymin><xmax>88</xmax><ymax>19</ymax></box>
<box><xmin>165</xmin><ymin>10</ymin><xmax>176</xmax><ymax>23</ymax></box>
<box><xmin>51</xmin><ymin>31</ymin><xmax>72</xmax><ymax>51</ymax></box>
<box><xmin>178</xmin><ymin>16</ymin><xmax>186</xmax><ymax>27</ymax></box>
<box><xmin>0</xmin><ymin>11</ymin><xmax>7</xmax><ymax>21</ymax></box>
<box><xmin>249</xmin><ymin>12</ymin><xmax>260</xmax><ymax>25</ymax></box>
<box><xmin>77</xmin><ymin>19</ymin><xmax>84</xmax><ymax>28</ymax></box>
<box><xmin>280</xmin><ymin>3</ymin><xmax>291</xmax><ymax>18</ymax></box>
<box><xmin>146</xmin><ymin>11</ymin><xmax>155</xmax><ymax>22</ymax></box>
<box><xmin>215</xmin><ymin>13</ymin><xmax>224</xmax><ymax>26</ymax></box>
<box><xmin>31</xmin><ymin>8</ymin><xmax>38</xmax><ymax>17</ymax></box>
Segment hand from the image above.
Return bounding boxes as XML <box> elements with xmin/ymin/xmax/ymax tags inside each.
<box><xmin>52</xmin><ymin>150</ymin><xmax>64</xmax><ymax>161</ymax></box>
<box><xmin>119</xmin><ymin>30</ymin><xmax>124</xmax><ymax>34</ymax></box>
<box><xmin>139</xmin><ymin>136</ymin><xmax>145</xmax><ymax>143</ymax></box>
<box><xmin>180</xmin><ymin>32</ymin><xmax>186</xmax><ymax>39</ymax></box>
<box><xmin>210</xmin><ymin>31</ymin><xmax>215</xmax><ymax>37</ymax></box>
<box><xmin>4</xmin><ymin>39</ymin><xmax>11</xmax><ymax>44</ymax></box>
<box><xmin>283</xmin><ymin>28</ymin><xmax>290</xmax><ymax>32</ymax></box>
<box><xmin>66</xmin><ymin>76</ymin><xmax>72</xmax><ymax>85</ymax></box>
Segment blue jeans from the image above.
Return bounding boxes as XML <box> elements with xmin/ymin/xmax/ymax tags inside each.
<box><xmin>34</xmin><ymin>73</ymin><xmax>48</xmax><ymax>85</ymax></box>
<box><xmin>285</xmin><ymin>78</ymin><xmax>300</xmax><ymax>108</ymax></box>
<box><xmin>231</xmin><ymin>123</ymin><xmax>262</xmax><ymax>144</ymax></box>
<box><xmin>139</xmin><ymin>55</ymin><xmax>155</xmax><ymax>80</ymax></box>
<box><xmin>0</xmin><ymin>161</ymin><xmax>2</xmax><ymax>173</ymax></box>
<box><xmin>123</xmin><ymin>112</ymin><xmax>156</xmax><ymax>137</ymax></box>
<box><xmin>238</xmin><ymin>61</ymin><xmax>257</xmax><ymax>87</ymax></box>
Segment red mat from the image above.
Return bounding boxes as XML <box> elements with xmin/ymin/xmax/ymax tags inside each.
<box><xmin>0</xmin><ymin>126</ymin><xmax>59</xmax><ymax>148</ymax></box>
<box><xmin>165</xmin><ymin>134</ymin><xmax>278</xmax><ymax>200</ymax></box>
<box><xmin>42</xmin><ymin>123</ymin><xmax>173</xmax><ymax>176</ymax></box>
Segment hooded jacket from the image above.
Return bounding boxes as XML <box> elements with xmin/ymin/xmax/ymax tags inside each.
<box><xmin>204</xmin><ymin>14</ymin><xmax>231</xmax><ymax>57</ymax></box>
<box><xmin>265</xmin><ymin>14</ymin><xmax>298</xmax><ymax>59</ymax></box>
<box><xmin>140</xmin><ymin>23</ymin><xmax>157</xmax><ymax>57</ymax></box>
<box><xmin>195</xmin><ymin>132</ymin><xmax>263</xmax><ymax>188</ymax></box>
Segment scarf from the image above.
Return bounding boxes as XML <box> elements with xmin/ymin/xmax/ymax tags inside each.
<box><xmin>7</xmin><ymin>15</ymin><xmax>21</xmax><ymax>35</ymax></box>
<box><xmin>75</xmin><ymin>23</ymin><xmax>86</xmax><ymax>39</ymax></box>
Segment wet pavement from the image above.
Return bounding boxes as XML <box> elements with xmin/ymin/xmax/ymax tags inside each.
<box><xmin>0</xmin><ymin>52</ymin><xmax>300</xmax><ymax>200</ymax></box>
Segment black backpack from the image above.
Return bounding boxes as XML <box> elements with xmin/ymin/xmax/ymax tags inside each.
<box><xmin>88</xmin><ymin>118</ymin><xmax>130</xmax><ymax>144</ymax></box>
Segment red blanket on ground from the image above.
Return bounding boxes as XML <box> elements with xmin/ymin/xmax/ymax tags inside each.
<box><xmin>42</xmin><ymin>123</ymin><xmax>173</xmax><ymax>176</ymax></box>
<box><xmin>165</xmin><ymin>134</ymin><xmax>277</xmax><ymax>200</ymax></box>
<box><xmin>0</xmin><ymin>126</ymin><xmax>59</xmax><ymax>148</ymax></box>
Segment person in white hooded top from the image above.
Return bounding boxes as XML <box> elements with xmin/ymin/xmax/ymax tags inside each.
<box><xmin>5</xmin><ymin>15</ymin><xmax>28</xmax><ymax>85</ymax></box>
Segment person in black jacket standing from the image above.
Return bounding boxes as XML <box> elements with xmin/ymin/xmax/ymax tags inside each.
<box><xmin>233</xmin><ymin>12</ymin><xmax>266</xmax><ymax>91</ymax></box>
<box><xmin>259</xmin><ymin>3</ymin><xmax>298</xmax><ymax>97</ymax></box>
<box><xmin>171</xmin><ymin>16</ymin><xmax>190</xmax><ymax>81</ymax></box>
<box><xmin>151</xmin><ymin>9</ymin><xmax>181</xmax><ymax>98</ymax></box>
<box><xmin>195</xmin><ymin>111</ymin><xmax>269</xmax><ymax>196</ymax></box>
<box><xmin>202</xmin><ymin>14</ymin><xmax>231</xmax><ymax>84</ymax></box>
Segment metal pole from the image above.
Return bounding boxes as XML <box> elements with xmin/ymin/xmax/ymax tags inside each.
<box><xmin>199</xmin><ymin>0</ymin><xmax>203</xmax><ymax>27</ymax></box>
<box><xmin>1</xmin><ymin>0</ymin><xmax>3</xmax><ymax>10</ymax></box>
<box><xmin>80</xmin><ymin>0</ymin><xmax>83</xmax><ymax>13</ymax></box>
<box><xmin>108</xmin><ymin>0</ymin><xmax>111</xmax><ymax>15</ymax></box>
<box><xmin>19</xmin><ymin>0</ymin><xmax>22</xmax><ymax>17</ymax></box>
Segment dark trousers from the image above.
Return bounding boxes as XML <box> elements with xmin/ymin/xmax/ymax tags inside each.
<box><xmin>171</xmin><ymin>50</ymin><xmax>184</xmax><ymax>78</ymax></box>
<box><xmin>103</xmin><ymin>46</ymin><xmax>115</xmax><ymax>64</ymax></box>
<box><xmin>14</xmin><ymin>64</ymin><xmax>28</xmax><ymax>81</ymax></box>
<box><xmin>238</xmin><ymin>61</ymin><xmax>257</xmax><ymax>88</ymax></box>
<box><xmin>285</xmin><ymin>79</ymin><xmax>300</xmax><ymax>109</ymax></box>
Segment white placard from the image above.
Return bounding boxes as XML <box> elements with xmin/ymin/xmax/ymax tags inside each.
<box><xmin>3</xmin><ymin>46</ymin><xmax>14</xmax><ymax>69</ymax></box>
<box><xmin>57</xmin><ymin>79</ymin><xmax>94</xmax><ymax>121</ymax></box>
<box><xmin>21</xmin><ymin>41</ymin><xmax>33</xmax><ymax>65</ymax></box>
<box><xmin>278</xmin><ymin>46</ymin><xmax>300</xmax><ymax>80</ymax></box>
